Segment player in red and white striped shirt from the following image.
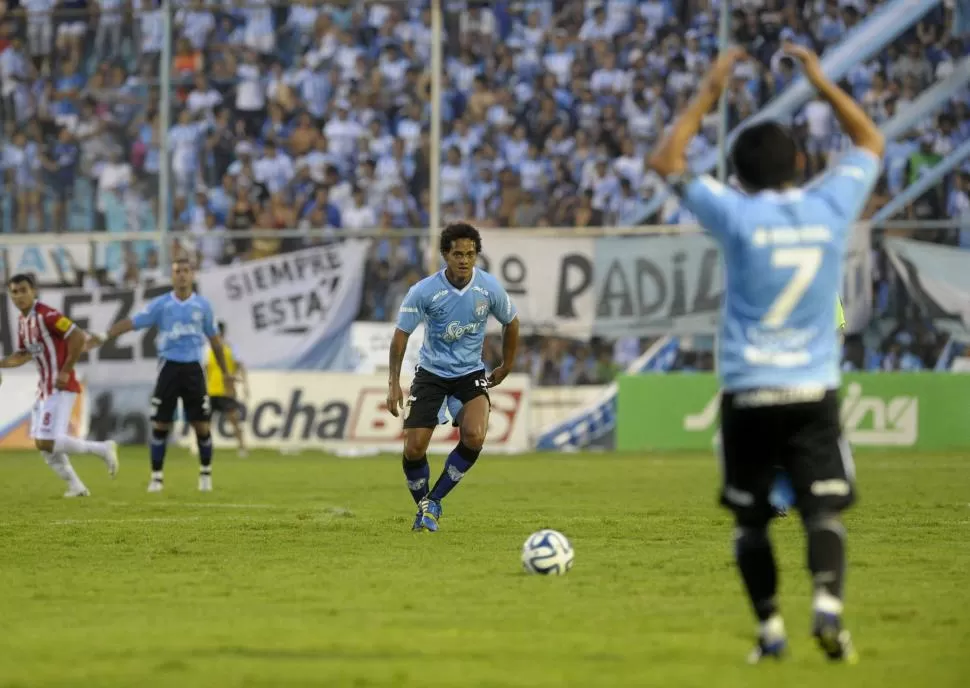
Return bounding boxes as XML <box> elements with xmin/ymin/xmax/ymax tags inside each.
<box><xmin>0</xmin><ymin>274</ymin><xmax>119</xmax><ymax>497</ymax></box>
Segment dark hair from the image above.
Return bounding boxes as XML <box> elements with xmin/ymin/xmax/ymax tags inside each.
<box><xmin>730</xmin><ymin>121</ymin><xmax>798</xmax><ymax>191</ymax></box>
<box><xmin>7</xmin><ymin>273</ymin><xmax>35</xmax><ymax>288</ymax></box>
<box><xmin>439</xmin><ymin>222</ymin><xmax>482</xmax><ymax>254</ymax></box>
<box><xmin>218</xmin><ymin>321</ymin><xmax>227</xmax><ymax>335</ymax></box>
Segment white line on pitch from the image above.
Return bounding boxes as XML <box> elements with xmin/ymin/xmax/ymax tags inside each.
<box><xmin>53</xmin><ymin>517</ymin><xmax>203</xmax><ymax>525</ymax></box>
<box><xmin>105</xmin><ymin>501</ymin><xmax>279</xmax><ymax>509</ymax></box>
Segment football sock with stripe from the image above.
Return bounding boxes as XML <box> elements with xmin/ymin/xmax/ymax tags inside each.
<box><xmin>150</xmin><ymin>428</ymin><xmax>168</xmax><ymax>473</ymax></box>
<box><xmin>197</xmin><ymin>433</ymin><xmax>213</xmax><ymax>471</ymax></box>
<box><xmin>734</xmin><ymin>525</ymin><xmax>779</xmax><ymax>622</ymax></box>
<box><xmin>402</xmin><ymin>455</ymin><xmax>430</xmax><ymax>504</ymax></box>
<box><xmin>429</xmin><ymin>442</ymin><xmax>480</xmax><ymax>501</ymax></box>
<box><xmin>806</xmin><ymin>513</ymin><xmax>847</xmax><ymax>606</ymax></box>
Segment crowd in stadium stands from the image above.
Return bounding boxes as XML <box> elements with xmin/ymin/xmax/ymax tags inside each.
<box><xmin>0</xmin><ymin>0</ymin><xmax>966</xmax><ymax>380</ymax></box>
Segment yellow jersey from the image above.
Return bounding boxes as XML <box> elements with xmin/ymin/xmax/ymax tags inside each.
<box><xmin>206</xmin><ymin>343</ymin><xmax>237</xmax><ymax>397</ymax></box>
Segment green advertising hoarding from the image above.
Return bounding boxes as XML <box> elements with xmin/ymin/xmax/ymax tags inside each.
<box><xmin>617</xmin><ymin>373</ymin><xmax>970</xmax><ymax>451</ymax></box>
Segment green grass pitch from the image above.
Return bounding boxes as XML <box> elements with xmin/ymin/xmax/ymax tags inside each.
<box><xmin>0</xmin><ymin>449</ymin><xmax>967</xmax><ymax>687</ymax></box>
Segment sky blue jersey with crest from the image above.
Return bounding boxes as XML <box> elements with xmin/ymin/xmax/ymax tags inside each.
<box><xmin>674</xmin><ymin>146</ymin><xmax>880</xmax><ymax>392</ymax></box>
<box><xmin>131</xmin><ymin>291</ymin><xmax>218</xmax><ymax>363</ymax></box>
<box><xmin>396</xmin><ymin>268</ymin><xmax>518</xmax><ymax>379</ymax></box>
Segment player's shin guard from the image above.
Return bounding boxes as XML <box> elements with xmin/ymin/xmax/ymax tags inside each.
<box><xmin>805</xmin><ymin>513</ymin><xmax>847</xmax><ymax>605</ymax></box>
<box><xmin>402</xmin><ymin>455</ymin><xmax>430</xmax><ymax>504</ymax></box>
<box><xmin>429</xmin><ymin>441</ymin><xmax>480</xmax><ymax>502</ymax></box>
<box><xmin>197</xmin><ymin>433</ymin><xmax>213</xmax><ymax>472</ymax></box>
<box><xmin>53</xmin><ymin>435</ymin><xmax>108</xmax><ymax>458</ymax></box>
<box><xmin>734</xmin><ymin>525</ymin><xmax>779</xmax><ymax>622</ymax></box>
<box><xmin>150</xmin><ymin>428</ymin><xmax>169</xmax><ymax>473</ymax></box>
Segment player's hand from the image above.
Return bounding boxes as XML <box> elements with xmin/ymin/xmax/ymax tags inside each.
<box><xmin>55</xmin><ymin>371</ymin><xmax>71</xmax><ymax>390</ymax></box>
<box><xmin>224</xmin><ymin>376</ymin><xmax>236</xmax><ymax>399</ymax></box>
<box><xmin>782</xmin><ymin>42</ymin><xmax>823</xmax><ymax>80</ymax></box>
<box><xmin>487</xmin><ymin>364</ymin><xmax>511</xmax><ymax>388</ymax></box>
<box><xmin>703</xmin><ymin>46</ymin><xmax>748</xmax><ymax>92</ymax></box>
<box><xmin>386</xmin><ymin>381</ymin><xmax>404</xmax><ymax>418</ymax></box>
<box><xmin>83</xmin><ymin>333</ymin><xmax>104</xmax><ymax>352</ymax></box>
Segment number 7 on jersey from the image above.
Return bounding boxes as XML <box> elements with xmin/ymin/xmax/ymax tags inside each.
<box><xmin>762</xmin><ymin>247</ymin><xmax>823</xmax><ymax>329</ymax></box>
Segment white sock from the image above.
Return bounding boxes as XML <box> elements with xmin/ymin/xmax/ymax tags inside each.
<box><xmin>814</xmin><ymin>590</ymin><xmax>844</xmax><ymax>616</ymax></box>
<box><xmin>41</xmin><ymin>451</ymin><xmax>85</xmax><ymax>489</ymax></box>
<box><xmin>151</xmin><ymin>470</ymin><xmax>164</xmax><ymax>481</ymax></box>
<box><xmin>759</xmin><ymin>614</ymin><xmax>787</xmax><ymax>642</ymax></box>
<box><xmin>54</xmin><ymin>435</ymin><xmax>107</xmax><ymax>458</ymax></box>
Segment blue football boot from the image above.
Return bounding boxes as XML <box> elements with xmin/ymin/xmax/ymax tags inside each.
<box><xmin>418</xmin><ymin>496</ymin><xmax>442</xmax><ymax>532</ymax></box>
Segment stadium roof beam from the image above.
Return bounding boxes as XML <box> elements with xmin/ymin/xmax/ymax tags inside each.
<box><xmin>871</xmin><ymin>136</ymin><xmax>970</xmax><ymax>224</ymax></box>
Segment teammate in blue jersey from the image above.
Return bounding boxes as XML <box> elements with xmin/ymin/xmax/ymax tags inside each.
<box><xmin>648</xmin><ymin>44</ymin><xmax>883</xmax><ymax>664</ymax></box>
<box><xmin>86</xmin><ymin>258</ymin><xmax>233</xmax><ymax>493</ymax></box>
<box><xmin>387</xmin><ymin>223</ymin><xmax>519</xmax><ymax>532</ymax></box>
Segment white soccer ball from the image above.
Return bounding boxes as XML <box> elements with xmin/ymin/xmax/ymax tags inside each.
<box><xmin>521</xmin><ymin>529</ymin><xmax>574</xmax><ymax>575</ymax></box>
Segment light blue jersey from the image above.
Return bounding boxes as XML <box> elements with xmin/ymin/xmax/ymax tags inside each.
<box><xmin>131</xmin><ymin>291</ymin><xmax>218</xmax><ymax>363</ymax></box>
<box><xmin>676</xmin><ymin>146</ymin><xmax>880</xmax><ymax>391</ymax></box>
<box><xmin>396</xmin><ymin>268</ymin><xmax>518</xmax><ymax>379</ymax></box>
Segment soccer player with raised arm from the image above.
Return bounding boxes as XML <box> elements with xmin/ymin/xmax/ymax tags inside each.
<box><xmin>648</xmin><ymin>43</ymin><xmax>883</xmax><ymax>664</ymax></box>
<box><xmin>0</xmin><ymin>274</ymin><xmax>119</xmax><ymax>497</ymax></box>
<box><xmin>387</xmin><ymin>223</ymin><xmax>519</xmax><ymax>532</ymax></box>
<box><xmin>86</xmin><ymin>258</ymin><xmax>234</xmax><ymax>493</ymax></box>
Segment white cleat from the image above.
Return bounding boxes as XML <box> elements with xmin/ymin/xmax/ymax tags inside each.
<box><xmin>147</xmin><ymin>479</ymin><xmax>164</xmax><ymax>493</ymax></box>
<box><xmin>64</xmin><ymin>486</ymin><xmax>90</xmax><ymax>498</ymax></box>
<box><xmin>104</xmin><ymin>440</ymin><xmax>119</xmax><ymax>478</ymax></box>
<box><xmin>198</xmin><ymin>474</ymin><xmax>213</xmax><ymax>492</ymax></box>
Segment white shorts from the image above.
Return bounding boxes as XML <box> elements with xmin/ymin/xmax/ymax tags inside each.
<box><xmin>31</xmin><ymin>392</ymin><xmax>77</xmax><ymax>441</ymax></box>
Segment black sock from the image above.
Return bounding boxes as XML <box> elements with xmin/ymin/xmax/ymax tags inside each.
<box><xmin>197</xmin><ymin>433</ymin><xmax>213</xmax><ymax>471</ymax></box>
<box><xmin>150</xmin><ymin>428</ymin><xmax>168</xmax><ymax>473</ymax></box>
<box><xmin>402</xmin><ymin>455</ymin><xmax>430</xmax><ymax>504</ymax></box>
<box><xmin>429</xmin><ymin>441</ymin><xmax>480</xmax><ymax>502</ymax></box>
<box><xmin>734</xmin><ymin>525</ymin><xmax>779</xmax><ymax>622</ymax></box>
<box><xmin>806</xmin><ymin>514</ymin><xmax>846</xmax><ymax>601</ymax></box>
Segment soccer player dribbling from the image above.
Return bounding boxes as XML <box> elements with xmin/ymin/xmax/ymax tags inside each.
<box><xmin>386</xmin><ymin>223</ymin><xmax>519</xmax><ymax>532</ymax></box>
<box><xmin>649</xmin><ymin>43</ymin><xmax>883</xmax><ymax>663</ymax></box>
<box><xmin>0</xmin><ymin>274</ymin><xmax>119</xmax><ymax>497</ymax></box>
<box><xmin>87</xmin><ymin>258</ymin><xmax>233</xmax><ymax>492</ymax></box>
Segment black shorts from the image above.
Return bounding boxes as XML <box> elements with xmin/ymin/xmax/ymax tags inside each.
<box><xmin>404</xmin><ymin>367</ymin><xmax>489</xmax><ymax>430</ymax></box>
<box><xmin>718</xmin><ymin>388</ymin><xmax>856</xmax><ymax>524</ymax></box>
<box><xmin>210</xmin><ymin>396</ymin><xmax>240</xmax><ymax>414</ymax></box>
<box><xmin>151</xmin><ymin>361</ymin><xmax>211</xmax><ymax>424</ymax></box>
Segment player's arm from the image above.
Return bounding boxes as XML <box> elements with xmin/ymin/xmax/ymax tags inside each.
<box><xmin>647</xmin><ymin>48</ymin><xmax>747</xmax><ymax>237</ymax></box>
<box><xmin>648</xmin><ymin>47</ymin><xmax>746</xmax><ymax>178</ymax></box>
<box><xmin>55</xmin><ymin>327</ymin><xmax>87</xmax><ymax>389</ymax></box>
<box><xmin>85</xmin><ymin>318</ymin><xmax>135</xmax><ymax>351</ymax></box>
<box><xmin>203</xmin><ymin>304</ymin><xmax>234</xmax><ymax>397</ymax></box>
<box><xmin>786</xmin><ymin>43</ymin><xmax>883</xmax><ymax>222</ymax></box>
<box><xmin>236</xmin><ymin>360</ymin><xmax>250</xmax><ymax>400</ymax></box>
<box><xmin>487</xmin><ymin>285</ymin><xmax>520</xmax><ymax>387</ymax></box>
<box><xmin>87</xmin><ymin>295</ymin><xmax>163</xmax><ymax>351</ymax></box>
<box><xmin>388</xmin><ymin>287</ymin><xmax>424</xmax><ymax>418</ymax></box>
<box><xmin>0</xmin><ymin>351</ymin><xmax>32</xmax><ymax>368</ymax></box>
<box><xmin>784</xmin><ymin>43</ymin><xmax>883</xmax><ymax>158</ymax></box>
<box><xmin>207</xmin><ymin>335</ymin><xmax>233</xmax><ymax>384</ymax></box>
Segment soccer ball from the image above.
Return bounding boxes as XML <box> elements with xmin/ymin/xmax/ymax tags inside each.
<box><xmin>521</xmin><ymin>529</ymin><xmax>574</xmax><ymax>575</ymax></box>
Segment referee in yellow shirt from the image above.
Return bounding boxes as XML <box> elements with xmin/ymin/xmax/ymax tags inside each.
<box><xmin>208</xmin><ymin>322</ymin><xmax>249</xmax><ymax>457</ymax></box>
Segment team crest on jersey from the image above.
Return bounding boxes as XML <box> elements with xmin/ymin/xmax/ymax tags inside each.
<box><xmin>474</xmin><ymin>299</ymin><xmax>489</xmax><ymax>319</ymax></box>
<box><xmin>192</xmin><ymin>310</ymin><xmax>204</xmax><ymax>322</ymax></box>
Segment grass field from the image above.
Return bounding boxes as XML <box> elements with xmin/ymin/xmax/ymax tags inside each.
<box><xmin>0</xmin><ymin>449</ymin><xmax>967</xmax><ymax>688</ymax></box>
